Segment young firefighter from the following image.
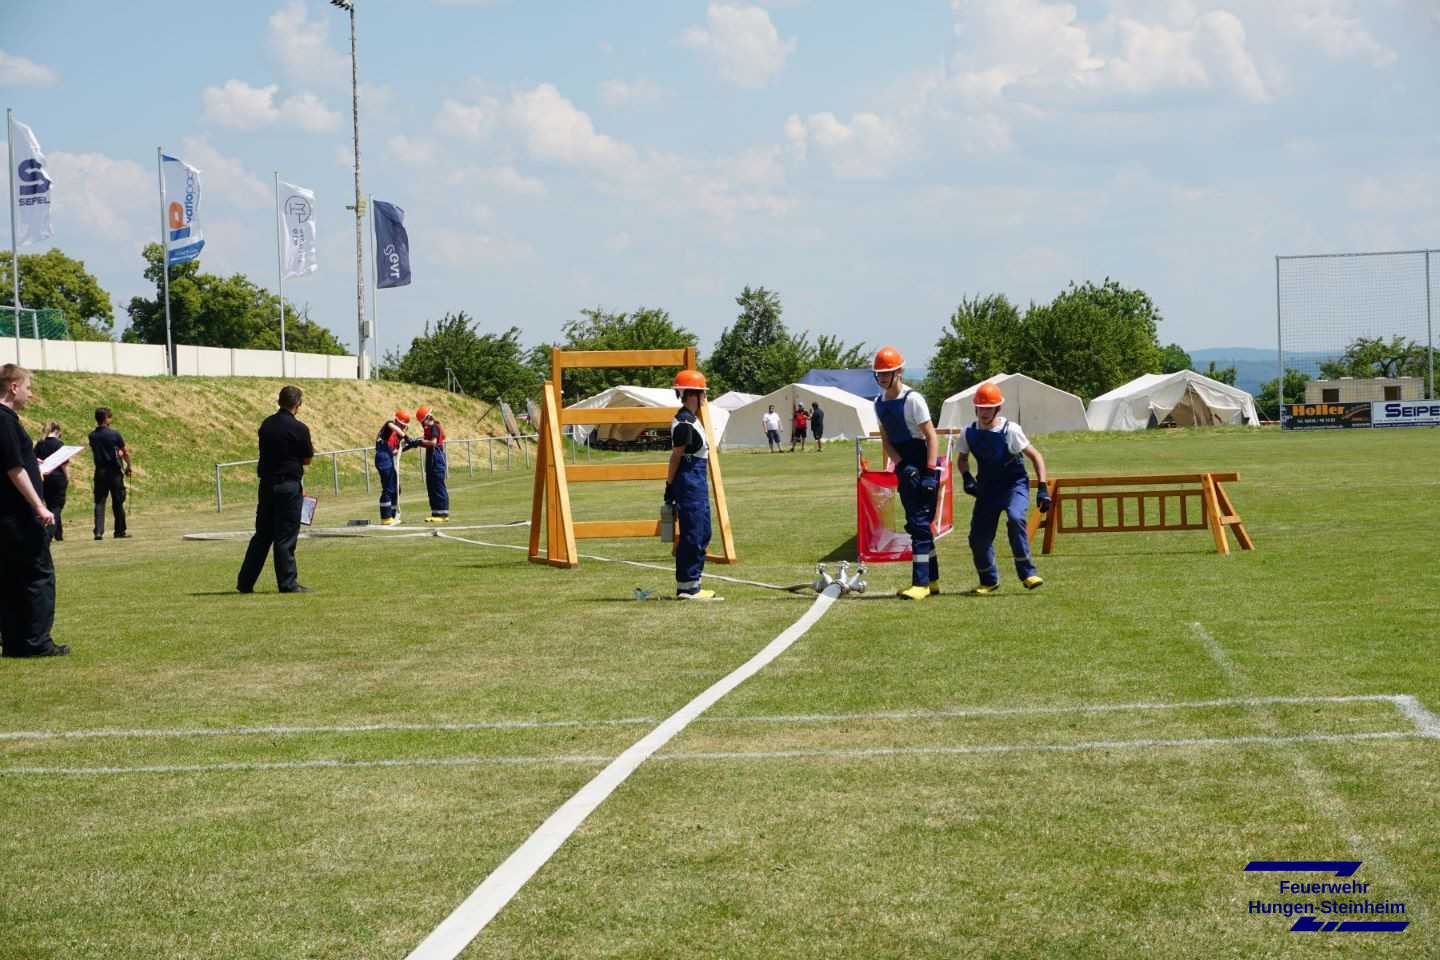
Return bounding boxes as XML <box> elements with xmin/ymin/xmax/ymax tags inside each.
<box><xmin>664</xmin><ymin>369</ymin><xmax>720</xmax><ymax>601</ymax></box>
<box><xmin>374</xmin><ymin>408</ymin><xmax>411</xmax><ymax>525</ymax></box>
<box><xmin>954</xmin><ymin>381</ymin><xmax>1050</xmax><ymax>594</ymax></box>
<box><xmin>872</xmin><ymin>347</ymin><xmax>941</xmax><ymax>600</ymax></box>
<box><xmin>414</xmin><ymin>405</ymin><xmax>449</xmax><ymax>523</ymax></box>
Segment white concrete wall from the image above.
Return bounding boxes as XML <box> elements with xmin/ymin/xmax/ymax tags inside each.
<box><xmin>1</xmin><ymin>336</ymin><xmax>364</xmax><ymax>380</ymax></box>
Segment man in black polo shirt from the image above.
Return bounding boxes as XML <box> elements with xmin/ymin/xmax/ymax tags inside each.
<box><xmin>89</xmin><ymin>406</ymin><xmax>132</xmax><ymax>540</ymax></box>
<box><xmin>237</xmin><ymin>385</ymin><xmax>314</xmax><ymax>594</ymax></box>
<box><xmin>0</xmin><ymin>364</ymin><xmax>67</xmax><ymax>658</ymax></box>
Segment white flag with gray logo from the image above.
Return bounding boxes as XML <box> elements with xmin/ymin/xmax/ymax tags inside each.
<box><xmin>278</xmin><ymin>181</ymin><xmax>317</xmax><ymax>279</ymax></box>
<box><xmin>10</xmin><ymin>118</ymin><xmax>53</xmax><ymax>246</ymax></box>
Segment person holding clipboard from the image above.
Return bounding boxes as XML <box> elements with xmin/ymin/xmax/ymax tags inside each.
<box><xmin>236</xmin><ymin>385</ymin><xmax>314</xmax><ymax>595</ymax></box>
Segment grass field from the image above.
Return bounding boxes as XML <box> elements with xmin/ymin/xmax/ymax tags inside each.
<box><xmin>2</xmin><ymin>417</ymin><xmax>1437</xmax><ymax>959</ymax></box>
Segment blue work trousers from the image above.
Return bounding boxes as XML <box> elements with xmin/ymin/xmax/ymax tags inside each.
<box><xmin>425</xmin><ymin>449</ymin><xmax>449</xmax><ymax>516</ymax></box>
<box><xmin>375</xmin><ymin>448</ymin><xmax>398</xmax><ymax>520</ymax></box>
<box><xmin>898</xmin><ymin>471</ymin><xmax>938</xmax><ymax>587</ymax></box>
<box><xmin>968</xmin><ymin>481</ymin><xmax>1036</xmax><ymax>586</ymax></box>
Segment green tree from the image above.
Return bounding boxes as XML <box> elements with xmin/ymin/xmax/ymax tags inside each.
<box><xmin>0</xmin><ymin>248</ymin><xmax>115</xmax><ymax>340</ymax></box>
<box><xmin>1256</xmin><ymin>367</ymin><xmax>1309</xmax><ymax>419</ymax></box>
<box><xmin>1317</xmin><ymin>335</ymin><xmax>1427</xmax><ymax>380</ymax></box>
<box><xmin>1159</xmin><ymin>343</ymin><xmax>1192</xmax><ymax>373</ymax></box>
<box><xmin>123</xmin><ymin>243</ymin><xmax>347</xmax><ymax>354</ymax></box>
<box><xmin>1014</xmin><ymin>279</ymin><xmax>1165</xmax><ymax>400</ymax></box>
<box><xmin>382</xmin><ymin>311</ymin><xmax>538</xmax><ymax>403</ymax></box>
<box><xmin>705</xmin><ymin>286</ymin><xmax>791</xmax><ymax>395</ymax></box>
<box><xmin>1202</xmin><ymin>360</ymin><xmax>1238</xmax><ymax>385</ymax></box>
<box><xmin>807</xmin><ymin>333</ymin><xmax>870</xmax><ymax>371</ymax></box>
<box><xmin>922</xmin><ymin>294</ymin><xmax>1022</xmax><ymax>406</ymax></box>
<box><xmin>528</xmin><ymin>306</ymin><xmax>698</xmax><ymax>403</ymax></box>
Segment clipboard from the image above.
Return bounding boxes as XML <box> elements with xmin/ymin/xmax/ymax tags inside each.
<box><xmin>300</xmin><ymin>495</ymin><xmax>318</xmax><ymax>526</ymax></box>
<box><xmin>38</xmin><ymin>444</ymin><xmax>84</xmax><ymax>477</ymax></box>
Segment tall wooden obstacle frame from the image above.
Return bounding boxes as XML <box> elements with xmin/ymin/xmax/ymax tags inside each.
<box><xmin>529</xmin><ymin>347</ymin><xmax>737</xmax><ymax>569</ymax></box>
<box><xmin>1026</xmin><ymin>472</ymin><xmax>1254</xmax><ymax>556</ymax></box>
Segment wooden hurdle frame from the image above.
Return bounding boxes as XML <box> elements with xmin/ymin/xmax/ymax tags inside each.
<box><xmin>529</xmin><ymin>346</ymin><xmax>737</xmax><ymax>569</ymax></box>
<box><xmin>1025</xmin><ymin>472</ymin><xmax>1253</xmax><ymax>556</ymax></box>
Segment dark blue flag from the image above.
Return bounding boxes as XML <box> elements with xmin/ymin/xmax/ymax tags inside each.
<box><xmin>373</xmin><ymin>200</ymin><xmax>411</xmax><ymax>288</ymax></box>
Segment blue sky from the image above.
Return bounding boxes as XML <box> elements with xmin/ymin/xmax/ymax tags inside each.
<box><xmin>3</xmin><ymin>0</ymin><xmax>1437</xmax><ymax>368</ymax></box>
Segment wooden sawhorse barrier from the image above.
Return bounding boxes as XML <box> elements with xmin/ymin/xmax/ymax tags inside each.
<box><xmin>1025</xmin><ymin>472</ymin><xmax>1253</xmax><ymax>556</ymax></box>
<box><xmin>529</xmin><ymin>346</ymin><xmax>737</xmax><ymax>569</ymax></box>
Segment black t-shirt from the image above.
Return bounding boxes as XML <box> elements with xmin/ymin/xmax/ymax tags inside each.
<box><xmin>89</xmin><ymin>425</ymin><xmax>126</xmax><ymax>471</ymax></box>
<box><xmin>0</xmin><ymin>405</ymin><xmax>43</xmax><ymax>520</ymax></box>
<box><xmin>810</xmin><ymin>407</ymin><xmax>824</xmax><ymax>431</ymax></box>
<box><xmin>257</xmin><ymin>408</ymin><xmax>314</xmax><ymax>481</ymax></box>
<box><xmin>34</xmin><ymin>436</ymin><xmax>69</xmax><ymax>489</ymax></box>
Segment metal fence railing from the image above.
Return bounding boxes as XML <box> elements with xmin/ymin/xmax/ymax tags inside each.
<box><xmin>213</xmin><ymin>434</ymin><xmax>538</xmax><ymax>512</ymax></box>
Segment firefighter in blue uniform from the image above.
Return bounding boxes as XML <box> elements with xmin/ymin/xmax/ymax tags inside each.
<box><xmin>665</xmin><ymin>369</ymin><xmax>720</xmax><ymax>601</ymax></box>
<box><xmin>955</xmin><ymin>381</ymin><xmax>1049</xmax><ymax>594</ymax></box>
<box><xmin>415</xmin><ymin>405</ymin><xmax>449</xmax><ymax>523</ymax></box>
<box><xmin>872</xmin><ymin>346</ymin><xmax>942</xmax><ymax>600</ymax></box>
<box><xmin>375</xmin><ymin>408</ymin><xmax>411</xmax><ymax>525</ymax></box>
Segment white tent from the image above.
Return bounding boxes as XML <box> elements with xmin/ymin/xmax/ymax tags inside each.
<box><xmin>723</xmin><ymin>384</ymin><xmax>879</xmax><ymax>448</ymax></box>
<box><xmin>1086</xmin><ymin>370</ymin><xmax>1260</xmax><ymax>431</ymax></box>
<box><xmin>568</xmin><ymin>385</ymin><xmax>729</xmax><ymax>445</ymax></box>
<box><xmin>938</xmin><ymin>373</ymin><xmax>1088</xmax><ymax>435</ymax></box>
<box><xmin>712</xmin><ymin>390</ymin><xmax>758</xmax><ymax>411</ymax></box>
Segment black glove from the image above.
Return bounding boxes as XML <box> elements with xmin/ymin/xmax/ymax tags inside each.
<box><xmin>1037</xmin><ymin>485</ymin><xmax>1051</xmax><ymax>513</ymax></box>
<box><xmin>402</xmin><ymin>437</ymin><xmax>421</xmax><ymax>451</ymax></box>
<box><xmin>899</xmin><ymin>464</ymin><xmax>919</xmax><ymax>487</ymax></box>
<box><xmin>663</xmin><ymin>482</ymin><xmax>675</xmax><ymax>504</ymax></box>
<box><xmin>961</xmin><ymin>472</ymin><xmax>977</xmax><ymax>497</ymax></box>
<box><xmin>919</xmin><ymin>470</ymin><xmax>938</xmax><ymax>495</ymax></box>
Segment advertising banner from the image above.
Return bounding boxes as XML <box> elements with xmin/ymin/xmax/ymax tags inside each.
<box><xmin>1371</xmin><ymin>400</ymin><xmax>1440</xmax><ymax>428</ymax></box>
<box><xmin>10</xmin><ymin>118</ymin><xmax>52</xmax><ymax>245</ymax></box>
<box><xmin>162</xmin><ymin>154</ymin><xmax>204</xmax><ymax>265</ymax></box>
<box><xmin>372</xmin><ymin>200</ymin><xmax>411</xmax><ymax>288</ymax></box>
<box><xmin>278</xmin><ymin>181</ymin><xmax>317</xmax><ymax>278</ymax></box>
<box><xmin>1282</xmin><ymin>402</ymin><xmax>1372</xmax><ymax>430</ymax></box>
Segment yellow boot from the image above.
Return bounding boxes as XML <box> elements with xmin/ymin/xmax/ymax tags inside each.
<box><xmin>897</xmin><ymin>585</ymin><xmax>930</xmax><ymax>601</ymax></box>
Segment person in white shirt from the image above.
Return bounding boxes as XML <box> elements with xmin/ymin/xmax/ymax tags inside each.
<box><xmin>953</xmin><ymin>381</ymin><xmax>1049</xmax><ymax>594</ymax></box>
<box><xmin>761</xmin><ymin>406</ymin><xmax>783</xmax><ymax>452</ymax></box>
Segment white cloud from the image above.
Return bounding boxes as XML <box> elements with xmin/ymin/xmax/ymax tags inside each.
<box><xmin>44</xmin><ymin>151</ymin><xmax>149</xmax><ymax>242</ymax></box>
<box><xmin>1292</xmin><ymin>8</ymin><xmax>1397</xmax><ymax>68</ymax></box>
<box><xmin>679</xmin><ymin>3</ymin><xmax>796</xmax><ymax>91</ymax></box>
<box><xmin>1349</xmin><ymin>175</ymin><xmax>1434</xmax><ymax>217</ymax></box>
<box><xmin>267</xmin><ymin>0</ymin><xmax>350</xmax><ymax>88</ymax></box>
<box><xmin>792</xmin><ymin>111</ymin><xmax>905</xmax><ymax>180</ymax></box>
<box><xmin>599</xmin><ymin>78</ymin><xmax>666</xmax><ymax>107</ymax></box>
<box><xmin>435</xmin><ymin>96</ymin><xmax>502</xmax><ymax>142</ymax></box>
<box><xmin>507</xmin><ymin>83</ymin><xmax>637</xmax><ymax>171</ymax></box>
<box><xmin>180</xmin><ymin>136</ymin><xmax>271</xmax><ymax>211</ymax></box>
<box><xmin>605</xmin><ymin>232</ymin><xmax>631</xmax><ymax>252</ymax></box>
<box><xmin>386</xmin><ymin>134</ymin><xmax>439</xmax><ymax>167</ymax></box>
<box><xmin>427</xmin><ymin>227</ymin><xmax>536</xmax><ymax>268</ymax></box>
<box><xmin>0</xmin><ymin>50</ymin><xmax>57</xmax><ymax>86</ymax></box>
<box><xmin>202</xmin><ymin>79</ymin><xmax>340</xmax><ymax>133</ymax></box>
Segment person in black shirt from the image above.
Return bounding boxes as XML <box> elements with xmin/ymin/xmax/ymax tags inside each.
<box><xmin>0</xmin><ymin>364</ymin><xmax>66</xmax><ymax>658</ymax></box>
<box><xmin>237</xmin><ymin>385</ymin><xmax>315</xmax><ymax>594</ymax></box>
<box><xmin>809</xmin><ymin>401</ymin><xmax>825</xmax><ymax>452</ymax></box>
<box><xmin>88</xmin><ymin>406</ymin><xmax>132</xmax><ymax>540</ymax></box>
<box><xmin>33</xmin><ymin>421</ymin><xmax>70</xmax><ymax>541</ymax></box>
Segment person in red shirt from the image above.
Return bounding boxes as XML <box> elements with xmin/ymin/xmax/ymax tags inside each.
<box><xmin>415</xmin><ymin>405</ymin><xmax>449</xmax><ymax>523</ymax></box>
<box><xmin>789</xmin><ymin>403</ymin><xmax>809</xmax><ymax>452</ymax></box>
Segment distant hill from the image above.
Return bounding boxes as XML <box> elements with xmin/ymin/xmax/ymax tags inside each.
<box><xmin>1188</xmin><ymin>347</ymin><xmax>1339</xmax><ymax>394</ymax></box>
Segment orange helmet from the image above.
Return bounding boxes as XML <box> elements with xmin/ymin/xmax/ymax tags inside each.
<box><xmin>974</xmin><ymin>382</ymin><xmax>1004</xmax><ymax>407</ymax></box>
<box><xmin>873</xmin><ymin>346</ymin><xmax>904</xmax><ymax>373</ymax></box>
<box><xmin>415</xmin><ymin>405</ymin><xmax>432</xmax><ymax>422</ymax></box>
<box><xmin>394</xmin><ymin>409</ymin><xmax>412</xmax><ymax>424</ymax></box>
<box><xmin>673</xmin><ymin>369</ymin><xmax>708</xmax><ymax>392</ymax></box>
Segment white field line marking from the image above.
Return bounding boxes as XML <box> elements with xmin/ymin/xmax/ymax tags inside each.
<box><xmin>183</xmin><ymin>520</ymin><xmax>531</xmax><ymax>542</ymax></box>
<box><xmin>435</xmin><ymin>531</ymin><xmax>804</xmax><ymax>592</ymax></box>
<box><xmin>3</xmin><ymin>730</ymin><xmax>1429</xmax><ymax>778</ymax></box>
<box><xmin>1187</xmin><ymin>622</ymin><xmax>1430</xmax><ymax>922</ymax></box>
<box><xmin>0</xmin><ymin>693</ymin><xmax>1425</xmax><ymax>743</ymax></box>
<box><xmin>402</xmin><ymin>583</ymin><xmax>844</xmax><ymax>960</ymax></box>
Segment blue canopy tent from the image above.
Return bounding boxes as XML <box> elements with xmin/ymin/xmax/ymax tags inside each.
<box><xmin>799</xmin><ymin>368</ymin><xmax>882</xmax><ymax>401</ymax></box>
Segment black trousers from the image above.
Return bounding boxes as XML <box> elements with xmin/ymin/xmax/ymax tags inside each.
<box><xmin>43</xmin><ymin>480</ymin><xmax>67</xmax><ymax>541</ymax></box>
<box><xmin>237</xmin><ymin>479</ymin><xmax>303</xmax><ymax>592</ymax></box>
<box><xmin>93</xmin><ymin>468</ymin><xmax>126</xmax><ymax>538</ymax></box>
<box><xmin>0</xmin><ymin>515</ymin><xmax>57</xmax><ymax>656</ymax></box>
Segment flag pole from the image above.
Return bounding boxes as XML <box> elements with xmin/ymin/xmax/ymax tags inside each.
<box><xmin>368</xmin><ymin>193</ymin><xmax>379</xmax><ymax>374</ymax></box>
<box><xmin>274</xmin><ymin>172</ymin><xmax>287</xmax><ymax>378</ymax></box>
<box><xmin>7</xmin><ymin>109</ymin><xmax>20</xmax><ymax>359</ymax></box>
<box><xmin>156</xmin><ymin>148</ymin><xmax>175</xmax><ymax>375</ymax></box>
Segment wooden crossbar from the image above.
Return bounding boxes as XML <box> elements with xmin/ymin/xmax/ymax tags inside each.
<box><xmin>1026</xmin><ymin>472</ymin><xmax>1253</xmax><ymax>556</ymax></box>
<box><xmin>530</xmin><ymin>346</ymin><xmax>737</xmax><ymax>568</ymax></box>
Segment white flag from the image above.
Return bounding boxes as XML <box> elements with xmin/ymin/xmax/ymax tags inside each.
<box><xmin>278</xmin><ymin>181</ymin><xmax>317</xmax><ymax>279</ymax></box>
<box><xmin>162</xmin><ymin>154</ymin><xmax>204</xmax><ymax>265</ymax></box>
<box><xmin>10</xmin><ymin>118</ymin><xmax>53</xmax><ymax>246</ymax></box>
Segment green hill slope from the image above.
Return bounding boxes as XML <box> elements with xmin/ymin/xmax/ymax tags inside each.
<box><xmin>19</xmin><ymin>372</ymin><xmax>514</xmax><ymax>507</ymax></box>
